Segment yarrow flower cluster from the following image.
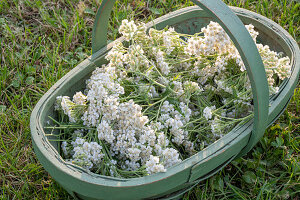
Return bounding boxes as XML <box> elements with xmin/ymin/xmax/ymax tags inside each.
<box><xmin>63</xmin><ymin>137</ymin><xmax>104</xmax><ymax>170</ymax></box>
<box><xmin>50</xmin><ymin>20</ymin><xmax>291</xmax><ymax>178</ymax></box>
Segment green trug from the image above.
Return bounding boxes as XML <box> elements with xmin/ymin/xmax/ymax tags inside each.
<box><xmin>30</xmin><ymin>0</ymin><xmax>300</xmax><ymax>199</ymax></box>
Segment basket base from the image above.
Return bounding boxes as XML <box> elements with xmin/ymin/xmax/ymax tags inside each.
<box><xmin>65</xmin><ymin>183</ymin><xmax>194</xmax><ymax>200</ymax></box>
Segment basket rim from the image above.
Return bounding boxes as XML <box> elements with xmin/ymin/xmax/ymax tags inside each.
<box><xmin>30</xmin><ymin>5</ymin><xmax>300</xmax><ymax>189</ymax></box>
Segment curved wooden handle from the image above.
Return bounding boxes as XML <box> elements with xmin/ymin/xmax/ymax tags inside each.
<box><xmin>92</xmin><ymin>0</ymin><xmax>269</xmax><ymax>155</ymax></box>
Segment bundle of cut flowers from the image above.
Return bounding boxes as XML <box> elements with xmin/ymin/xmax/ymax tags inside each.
<box><xmin>47</xmin><ymin>20</ymin><xmax>291</xmax><ymax>178</ymax></box>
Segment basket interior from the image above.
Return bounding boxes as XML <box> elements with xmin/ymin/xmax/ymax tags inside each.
<box><xmin>41</xmin><ymin>7</ymin><xmax>293</xmax><ymax>174</ymax></box>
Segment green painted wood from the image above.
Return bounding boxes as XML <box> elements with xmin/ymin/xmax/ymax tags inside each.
<box><xmin>31</xmin><ymin>4</ymin><xmax>300</xmax><ymax>200</ymax></box>
<box><xmin>189</xmin><ymin>122</ymin><xmax>252</xmax><ymax>182</ymax></box>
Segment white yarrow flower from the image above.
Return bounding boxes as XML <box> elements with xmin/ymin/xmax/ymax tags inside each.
<box><xmin>203</xmin><ymin>106</ymin><xmax>216</xmax><ymax>120</ymax></box>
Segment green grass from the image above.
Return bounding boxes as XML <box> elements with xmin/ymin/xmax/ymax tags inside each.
<box><xmin>0</xmin><ymin>0</ymin><xmax>299</xmax><ymax>199</ymax></box>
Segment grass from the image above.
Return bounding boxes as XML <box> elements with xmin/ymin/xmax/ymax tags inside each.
<box><xmin>0</xmin><ymin>0</ymin><xmax>299</xmax><ymax>199</ymax></box>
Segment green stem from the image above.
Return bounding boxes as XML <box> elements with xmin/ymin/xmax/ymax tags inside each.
<box><xmin>143</xmin><ymin>94</ymin><xmax>170</xmax><ymax>114</ymax></box>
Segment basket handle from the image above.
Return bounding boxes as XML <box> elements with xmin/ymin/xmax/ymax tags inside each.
<box><xmin>92</xmin><ymin>0</ymin><xmax>269</xmax><ymax>154</ymax></box>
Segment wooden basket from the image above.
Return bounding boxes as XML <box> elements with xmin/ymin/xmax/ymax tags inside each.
<box><xmin>30</xmin><ymin>0</ymin><xmax>300</xmax><ymax>199</ymax></box>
